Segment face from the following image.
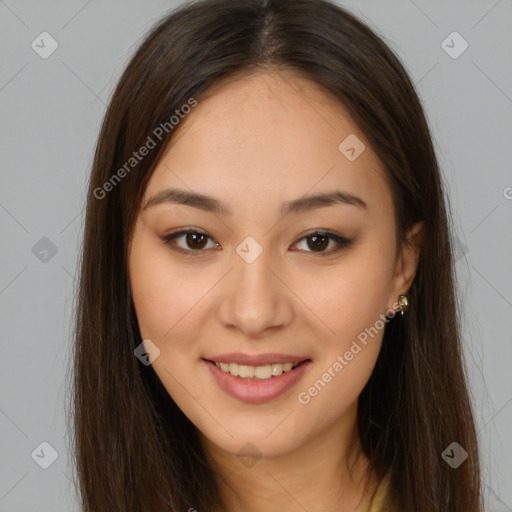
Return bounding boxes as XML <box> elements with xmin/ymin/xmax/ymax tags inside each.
<box><xmin>128</xmin><ymin>70</ymin><xmax>421</xmax><ymax>460</ymax></box>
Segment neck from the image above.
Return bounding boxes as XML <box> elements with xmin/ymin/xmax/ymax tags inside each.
<box><xmin>200</xmin><ymin>404</ymin><xmax>377</xmax><ymax>512</ymax></box>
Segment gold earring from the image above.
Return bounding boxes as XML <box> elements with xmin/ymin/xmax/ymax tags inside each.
<box><xmin>398</xmin><ymin>294</ymin><xmax>409</xmax><ymax>317</ymax></box>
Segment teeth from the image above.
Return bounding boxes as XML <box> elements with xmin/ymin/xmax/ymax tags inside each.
<box><xmin>214</xmin><ymin>361</ymin><xmax>302</xmax><ymax>379</ymax></box>
<box><xmin>254</xmin><ymin>365</ymin><xmax>272</xmax><ymax>379</ymax></box>
<box><xmin>238</xmin><ymin>365</ymin><xmax>255</xmax><ymax>378</ymax></box>
<box><xmin>271</xmin><ymin>363</ymin><xmax>283</xmax><ymax>376</ymax></box>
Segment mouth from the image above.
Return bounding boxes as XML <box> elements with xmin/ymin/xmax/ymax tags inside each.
<box><xmin>202</xmin><ymin>356</ymin><xmax>312</xmax><ymax>403</ymax></box>
<box><xmin>204</xmin><ymin>359</ymin><xmax>310</xmax><ymax>380</ymax></box>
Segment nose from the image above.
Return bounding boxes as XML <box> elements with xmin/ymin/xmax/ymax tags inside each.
<box><xmin>216</xmin><ymin>248</ymin><xmax>294</xmax><ymax>338</ymax></box>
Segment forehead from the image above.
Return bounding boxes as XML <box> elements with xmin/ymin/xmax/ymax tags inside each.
<box><xmin>144</xmin><ymin>71</ymin><xmax>392</xmax><ymax>219</ymax></box>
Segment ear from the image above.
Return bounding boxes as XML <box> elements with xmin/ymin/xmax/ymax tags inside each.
<box><xmin>387</xmin><ymin>221</ymin><xmax>424</xmax><ymax>310</ymax></box>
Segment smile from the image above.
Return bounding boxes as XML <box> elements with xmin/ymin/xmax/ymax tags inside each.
<box><xmin>203</xmin><ymin>357</ymin><xmax>312</xmax><ymax>403</ymax></box>
<box><xmin>213</xmin><ymin>361</ymin><xmax>301</xmax><ymax>379</ymax></box>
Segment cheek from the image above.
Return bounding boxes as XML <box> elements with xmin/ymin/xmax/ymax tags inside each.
<box><xmin>129</xmin><ymin>246</ymin><xmax>211</xmax><ymax>416</ymax></box>
<box><xmin>129</xmin><ymin>237</ymin><xmax>210</xmax><ymax>342</ymax></box>
<box><xmin>292</xmin><ymin>267</ymin><xmax>388</xmax><ymax>434</ymax></box>
<box><xmin>290</xmin><ymin>246</ymin><xmax>393</xmax><ymax>398</ymax></box>
<box><xmin>295</xmin><ymin>249</ymin><xmax>394</xmax><ymax>341</ymax></box>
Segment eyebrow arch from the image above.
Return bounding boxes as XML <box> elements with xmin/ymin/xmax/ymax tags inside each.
<box><xmin>142</xmin><ymin>187</ymin><xmax>367</xmax><ymax>215</ymax></box>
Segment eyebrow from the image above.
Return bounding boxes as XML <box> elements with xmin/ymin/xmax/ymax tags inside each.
<box><xmin>143</xmin><ymin>187</ymin><xmax>367</xmax><ymax>216</ymax></box>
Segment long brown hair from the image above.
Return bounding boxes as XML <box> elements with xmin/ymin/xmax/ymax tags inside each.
<box><xmin>69</xmin><ymin>0</ymin><xmax>483</xmax><ymax>510</ymax></box>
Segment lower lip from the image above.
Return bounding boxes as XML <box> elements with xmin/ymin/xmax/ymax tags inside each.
<box><xmin>204</xmin><ymin>359</ymin><xmax>312</xmax><ymax>403</ymax></box>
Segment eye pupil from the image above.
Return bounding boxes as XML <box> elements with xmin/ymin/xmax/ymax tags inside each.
<box><xmin>187</xmin><ymin>233</ymin><xmax>207</xmax><ymax>249</ymax></box>
<box><xmin>308</xmin><ymin>235</ymin><xmax>329</xmax><ymax>252</ymax></box>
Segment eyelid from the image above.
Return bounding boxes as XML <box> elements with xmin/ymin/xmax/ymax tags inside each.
<box><xmin>161</xmin><ymin>228</ymin><xmax>353</xmax><ymax>256</ymax></box>
<box><xmin>161</xmin><ymin>228</ymin><xmax>219</xmax><ymax>256</ymax></box>
<box><xmin>291</xmin><ymin>230</ymin><xmax>353</xmax><ymax>254</ymax></box>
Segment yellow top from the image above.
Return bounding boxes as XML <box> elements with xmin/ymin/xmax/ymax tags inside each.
<box><xmin>355</xmin><ymin>472</ymin><xmax>392</xmax><ymax>512</ymax></box>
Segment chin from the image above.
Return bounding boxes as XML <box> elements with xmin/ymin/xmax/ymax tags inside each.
<box><xmin>197</xmin><ymin>417</ymin><xmax>310</xmax><ymax>461</ymax></box>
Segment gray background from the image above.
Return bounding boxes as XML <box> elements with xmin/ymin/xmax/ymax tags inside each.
<box><xmin>1</xmin><ymin>0</ymin><xmax>511</xmax><ymax>510</ymax></box>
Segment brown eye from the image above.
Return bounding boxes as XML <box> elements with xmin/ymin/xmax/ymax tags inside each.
<box><xmin>183</xmin><ymin>232</ymin><xmax>208</xmax><ymax>250</ymax></box>
<box><xmin>306</xmin><ymin>234</ymin><xmax>330</xmax><ymax>252</ymax></box>
<box><xmin>162</xmin><ymin>229</ymin><xmax>352</xmax><ymax>257</ymax></box>
<box><xmin>293</xmin><ymin>231</ymin><xmax>353</xmax><ymax>255</ymax></box>
<box><xmin>162</xmin><ymin>229</ymin><xmax>219</xmax><ymax>255</ymax></box>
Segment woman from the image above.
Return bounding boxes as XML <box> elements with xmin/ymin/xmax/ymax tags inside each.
<box><xmin>71</xmin><ymin>0</ymin><xmax>483</xmax><ymax>510</ymax></box>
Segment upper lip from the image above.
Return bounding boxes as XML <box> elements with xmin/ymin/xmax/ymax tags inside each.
<box><xmin>204</xmin><ymin>353</ymin><xmax>311</xmax><ymax>366</ymax></box>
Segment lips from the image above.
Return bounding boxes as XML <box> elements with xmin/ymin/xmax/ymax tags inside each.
<box><xmin>203</xmin><ymin>355</ymin><xmax>312</xmax><ymax>403</ymax></box>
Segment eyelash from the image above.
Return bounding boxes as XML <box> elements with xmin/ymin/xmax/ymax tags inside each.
<box><xmin>161</xmin><ymin>228</ymin><xmax>353</xmax><ymax>257</ymax></box>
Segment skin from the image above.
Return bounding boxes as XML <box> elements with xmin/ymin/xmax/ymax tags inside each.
<box><xmin>128</xmin><ymin>70</ymin><xmax>423</xmax><ymax>512</ymax></box>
